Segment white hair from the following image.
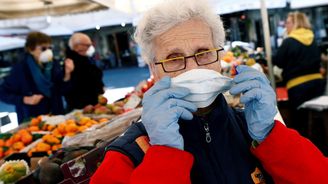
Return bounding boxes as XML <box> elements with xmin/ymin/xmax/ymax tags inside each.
<box><xmin>134</xmin><ymin>0</ymin><xmax>225</xmax><ymax>64</ymax></box>
<box><xmin>68</xmin><ymin>33</ymin><xmax>85</xmax><ymax>50</ymax></box>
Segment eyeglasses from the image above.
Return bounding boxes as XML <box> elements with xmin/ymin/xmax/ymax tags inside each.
<box><xmin>37</xmin><ymin>46</ymin><xmax>53</xmax><ymax>51</ymax></box>
<box><xmin>78</xmin><ymin>43</ymin><xmax>92</xmax><ymax>47</ymax></box>
<box><xmin>154</xmin><ymin>47</ymin><xmax>224</xmax><ymax>73</ymax></box>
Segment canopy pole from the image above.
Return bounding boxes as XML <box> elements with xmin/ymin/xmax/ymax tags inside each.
<box><xmin>260</xmin><ymin>0</ymin><xmax>276</xmax><ymax>89</ymax></box>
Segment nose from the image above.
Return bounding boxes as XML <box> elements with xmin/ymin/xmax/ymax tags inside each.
<box><xmin>185</xmin><ymin>56</ymin><xmax>199</xmax><ymax>70</ymax></box>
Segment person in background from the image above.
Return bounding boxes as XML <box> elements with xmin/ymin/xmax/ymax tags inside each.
<box><xmin>64</xmin><ymin>33</ymin><xmax>104</xmax><ymax>111</ymax></box>
<box><xmin>91</xmin><ymin>1</ymin><xmax>328</xmax><ymax>184</ymax></box>
<box><xmin>273</xmin><ymin>12</ymin><xmax>326</xmax><ymax>135</ymax></box>
<box><xmin>0</xmin><ymin>32</ymin><xmax>73</xmax><ymax>123</ymax></box>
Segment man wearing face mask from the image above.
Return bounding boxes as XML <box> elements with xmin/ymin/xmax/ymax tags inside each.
<box><xmin>91</xmin><ymin>0</ymin><xmax>328</xmax><ymax>183</ymax></box>
<box><xmin>0</xmin><ymin>32</ymin><xmax>69</xmax><ymax>123</ymax></box>
<box><xmin>63</xmin><ymin>33</ymin><xmax>104</xmax><ymax>111</ymax></box>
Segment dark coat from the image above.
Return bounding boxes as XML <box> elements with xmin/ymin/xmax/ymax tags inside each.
<box><xmin>273</xmin><ymin>37</ymin><xmax>321</xmax><ymax>82</ymax></box>
<box><xmin>64</xmin><ymin>49</ymin><xmax>104</xmax><ymax>111</ymax></box>
<box><xmin>107</xmin><ymin>95</ymin><xmax>273</xmax><ymax>184</ymax></box>
<box><xmin>0</xmin><ymin>54</ymin><xmax>65</xmax><ymax>123</ymax></box>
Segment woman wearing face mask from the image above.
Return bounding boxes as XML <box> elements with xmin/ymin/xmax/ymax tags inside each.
<box><xmin>0</xmin><ymin>32</ymin><xmax>70</xmax><ymax>123</ymax></box>
<box><xmin>91</xmin><ymin>1</ymin><xmax>328</xmax><ymax>184</ymax></box>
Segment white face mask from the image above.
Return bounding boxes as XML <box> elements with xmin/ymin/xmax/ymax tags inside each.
<box><xmin>39</xmin><ymin>49</ymin><xmax>53</xmax><ymax>63</ymax></box>
<box><xmin>171</xmin><ymin>69</ymin><xmax>233</xmax><ymax>108</ymax></box>
<box><xmin>86</xmin><ymin>45</ymin><xmax>95</xmax><ymax>57</ymax></box>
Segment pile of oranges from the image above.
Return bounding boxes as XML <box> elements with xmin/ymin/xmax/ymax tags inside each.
<box><xmin>27</xmin><ymin>116</ymin><xmax>108</xmax><ymax>157</ymax></box>
<box><xmin>0</xmin><ymin>115</ymin><xmax>109</xmax><ymax>159</ymax></box>
<box><xmin>0</xmin><ymin>129</ymin><xmax>33</xmax><ymax>159</ymax></box>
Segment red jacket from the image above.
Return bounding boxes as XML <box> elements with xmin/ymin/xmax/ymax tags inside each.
<box><xmin>90</xmin><ymin>122</ymin><xmax>328</xmax><ymax>184</ymax></box>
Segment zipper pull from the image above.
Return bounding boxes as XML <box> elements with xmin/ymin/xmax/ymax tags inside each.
<box><xmin>203</xmin><ymin>122</ymin><xmax>212</xmax><ymax>143</ymax></box>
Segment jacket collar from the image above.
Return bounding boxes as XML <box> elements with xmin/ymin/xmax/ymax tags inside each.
<box><xmin>288</xmin><ymin>28</ymin><xmax>314</xmax><ymax>46</ymax></box>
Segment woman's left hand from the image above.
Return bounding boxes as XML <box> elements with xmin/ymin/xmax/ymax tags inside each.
<box><xmin>230</xmin><ymin>65</ymin><xmax>277</xmax><ymax>142</ymax></box>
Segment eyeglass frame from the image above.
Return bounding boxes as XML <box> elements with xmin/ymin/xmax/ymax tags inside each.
<box><xmin>154</xmin><ymin>47</ymin><xmax>224</xmax><ymax>73</ymax></box>
<box><xmin>36</xmin><ymin>45</ymin><xmax>53</xmax><ymax>52</ymax></box>
<box><xmin>78</xmin><ymin>43</ymin><xmax>92</xmax><ymax>48</ymax></box>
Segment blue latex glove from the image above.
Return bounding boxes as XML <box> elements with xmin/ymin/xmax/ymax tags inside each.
<box><xmin>229</xmin><ymin>65</ymin><xmax>277</xmax><ymax>142</ymax></box>
<box><xmin>142</xmin><ymin>76</ymin><xmax>197</xmax><ymax>150</ymax></box>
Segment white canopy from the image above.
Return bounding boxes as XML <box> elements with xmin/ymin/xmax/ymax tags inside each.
<box><xmin>0</xmin><ymin>0</ymin><xmax>107</xmax><ymax>19</ymax></box>
<box><xmin>0</xmin><ymin>36</ymin><xmax>25</xmax><ymax>51</ymax></box>
<box><xmin>290</xmin><ymin>0</ymin><xmax>328</xmax><ymax>9</ymax></box>
<box><xmin>102</xmin><ymin>0</ymin><xmax>287</xmax><ymax>15</ymax></box>
<box><xmin>210</xmin><ymin>0</ymin><xmax>287</xmax><ymax>14</ymax></box>
<box><xmin>0</xmin><ymin>8</ymin><xmax>133</xmax><ymax>33</ymax></box>
<box><xmin>52</xmin><ymin>9</ymin><xmax>133</xmax><ymax>32</ymax></box>
<box><xmin>39</xmin><ymin>23</ymin><xmax>73</xmax><ymax>36</ymax></box>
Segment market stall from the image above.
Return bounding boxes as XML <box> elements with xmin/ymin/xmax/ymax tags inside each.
<box><xmin>0</xmin><ymin>77</ymin><xmax>155</xmax><ymax>183</ymax></box>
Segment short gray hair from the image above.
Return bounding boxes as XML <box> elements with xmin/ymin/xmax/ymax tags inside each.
<box><xmin>134</xmin><ymin>0</ymin><xmax>225</xmax><ymax>64</ymax></box>
<box><xmin>68</xmin><ymin>33</ymin><xmax>84</xmax><ymax>50</ymax></box>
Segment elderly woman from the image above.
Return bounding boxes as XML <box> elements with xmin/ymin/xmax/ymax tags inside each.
<box><xmin>91</xmin><ymin>0</ymin><xmax>328</xmax><ymax>183</ymax></box>
<box><xmin>0</xmin><ymin>32</ymin><xmax>73</xmax><ymax>123</ymax></box>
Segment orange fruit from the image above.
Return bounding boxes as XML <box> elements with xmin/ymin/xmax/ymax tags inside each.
<box><xmin>52</xmin><ymin>144</ymin><xmax>62</xmax><ymax>151</ymax></box>
<box><xmin>41</xmin><ymin>124</ymin><xmax>48</xmax><ymax>131</ymax></box>
<box><xmin>27</xmin><ymin>151</ymin><xmax>33</xmax><ymax>157</ymax></box>
<box><xmin>4</xmin><ymin>148</ymin><xmax>14</xmax><ymax>156</ymax></box>
<box><xmin>66</xmin><ymin>119</ymin><xmax>76</xmax><ymax>125</ymax></box>
<box><xmin>17</xmin><ymin>129</ymin><xmax>29</xmax><ymax>135</ymax></box>
<box><xmin>51</xmin><ymin>129</ymin><xmax>63</xmax><ymax>138</ymax></box>
<box><xmin>98</xmin><ymin>118</ymin><xmax>109</xmax><ymax>123</ymax></box>
<box><xmin>42</xmin><ymin>134</ymin><xmax>60</xmax><ymax>144</ymax></box>
<box><xmin>66</xmin><ymin>132</ymin><xmax>76</xmax><ymax>137</ymax></box>
<box><xmin>0</xmin><ymin>147</ymin><xmax>3</xmax><ymax>158</ymax></box>
<box><xmin>90</xmin><ymin>120</ymin><xmax>98</xmax><ymax>124</ymax></box>
<box><xmin>35</xmin><ymin>142</ymin><xmax>51</xmax><ymax>152</ymax></box>
<box><xmin>42</xmin><ymin>134</ymin><xmax>49</xmax><ymax>142</ymax></box>
<box><xmin>85</xmin><ymin>122</ymin><xmax>93</xmax><ymax>128</ymax></box>
<box><xmin>30</xmin><ymin>117</ymin><xmax>41</xmax><ymax>126</ymax></box>
<box><xmin>57</xmin><ymin>123</ymin><xmax>67</xmax><ymax>135</ymax></box>
<box><xmin>0</xmin><ymin>139</ymin><xmax>5</xmax><ymax>147</ymax></box>
<box><xmin>21</xmin><ymin>133</ymin><xmax>33</xmax><ymax>145</ymax></box>
<box><xmin>65</xmin><ymin>123</ymin><xmax>78</xmax><ymax>133</ymax></box>
<box><xmin>12</xmin><ymin>134</ymin><xmax>22</xmax><ymax>142</ymax></box>
<box><xmin>79</xmin><ymin>117</ymin><xmax>91</xmax><ymax>125</ymax></box>
<box><xmin>47</xmin><ymin>125</ymin><xmax>56</xmax><ymax>131</ymax></box>
<box><xmin>37</xmin><ymin>115</ymin><xmax>42</xmax><ymax>121</ymax></box>
<box><xmin>12</xmin><ymin>142</ymin><xmax>25</xmax><ymax>151</ymax></box>
<box><xmin>28</xmin><ymin>126</ymin><xmax>39</xmax><ymax>132</ymax></box>
<box><xmin>5</xmin><ymin>138</ymin><xmax>13</xmax><ymax>147</ymax></box>
<box><xmin>28</xmin><ymin>148</ymin><xmax>37</xmax><ymax>157</ymax></box>
<box><xmin>78</xmin><ymin>126</ymin><xmax>88</xmax><ymax>132</ymax></box>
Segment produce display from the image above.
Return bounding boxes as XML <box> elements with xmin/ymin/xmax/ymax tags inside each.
<box><xmin>221</xmin><ymin>45</ymin><xmax>267</xmax><ymax>77</ymax></box>
<box><xmin>0</xmin><ymin>76</ymin><xmax>155</xmax><ymax>183</ymax></box>
<box><xmin>0</xmin><ymin>160</ymin><xmax>29</xmax><ymax>183</ymax></box>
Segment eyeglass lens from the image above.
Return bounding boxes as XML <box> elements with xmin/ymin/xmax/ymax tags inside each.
<box><xmin>162</xmin><ymin>50</ymin><xmax>219</xmax><ymax>72</ymax></box>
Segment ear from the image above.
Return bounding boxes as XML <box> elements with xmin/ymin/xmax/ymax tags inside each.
<box><xmin>148</xmin><ymin>62</ymin><xmax>160</xmax><ymax>82</ymax></box>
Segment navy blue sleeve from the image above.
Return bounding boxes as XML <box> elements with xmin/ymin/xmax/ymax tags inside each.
<box><xmin>232</xmin><ymin>108</ymin><xmax>253</xmax><ymax>144</ymax></box>
<box><xmin>0</xmin><ymin>65</ymin><xmax>24</xmax><ymax>105</ymax></box>
<box><xmin>51</xmin><ymin>60</ymin><xmax>73</xmax><ymax>95</ymax></box>
<box><xmin>272</xmin><ymin>38</ymin><xmax>291</xmax><ymax>69</ymax></box>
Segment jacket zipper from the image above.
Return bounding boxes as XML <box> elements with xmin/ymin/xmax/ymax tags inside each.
<box><xmin>201</xmin><ymin>118</ymin><xmax>212</xmax><ymax>143</ymax></box>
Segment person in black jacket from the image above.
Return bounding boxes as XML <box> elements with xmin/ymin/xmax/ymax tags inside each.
<box><xmin>64</xmin><ymin>33</ymin><xmax>104</xmax><ymax>111</ymax></box>
<box><xmin>0</xmin><ymin>32</ymin><xmax>71</xmax><ymax>123</ymax></box>
<box><xmin>273</xmin><ymin>12</ymin><xmax>326</xmax><ymax>134</ymax></box>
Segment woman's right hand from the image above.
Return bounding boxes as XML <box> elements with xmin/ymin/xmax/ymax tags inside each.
<box><xmin>142</xmin><ymin>77</ymin><xmax>197</xmax><ymax>150</ymax></box>
<box><xmin>23</xmin><ymin>94</ymin><xmax>44</xmax><ymax>105</ymax></box>
<box><xmin>64</xmin><ymin>58</ymin><xmax>74</xmax><ymax>81</ymax></box>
